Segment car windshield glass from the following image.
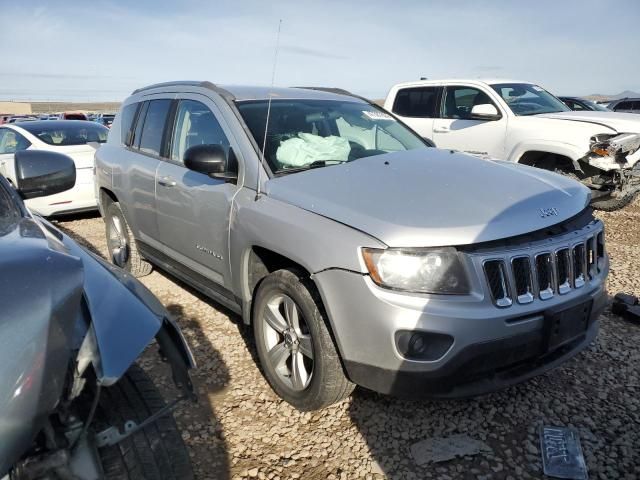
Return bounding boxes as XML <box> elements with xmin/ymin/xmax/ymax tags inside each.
<box><xmin>491</xmin><ymin>83</ymin><xmax>570</xmax><ymax>116</ymax></box>
<box><xmin>236</xmin><ymin>99</ymin><xmax>427</xmax><ymax>174</ymax></box>
<box><xmin>20</xmin><ymin>122</ymin><xmax>108</xmax><ymax>145</ymax></box>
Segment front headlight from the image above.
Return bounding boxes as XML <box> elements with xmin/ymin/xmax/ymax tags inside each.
<box><xmin>361</xmin><ymin>247</ymin><xmax>470</xmax><ymax>294</ymax></box>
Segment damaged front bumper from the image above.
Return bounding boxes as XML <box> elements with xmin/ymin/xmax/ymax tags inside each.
<box><xmin>586</xmin><ymin>132</ymin><xmax>640</xmax><ymax>171</ymax></box>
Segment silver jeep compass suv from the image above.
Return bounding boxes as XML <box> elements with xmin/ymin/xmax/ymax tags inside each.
<box><xmin>95</xmin><ymin>81</ymin><xmax>608</xmax><ymax>410</ymax></box>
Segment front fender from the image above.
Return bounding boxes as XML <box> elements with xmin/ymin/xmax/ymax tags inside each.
<box><xmin>229</xmin><ymin>188</ymin><xmax>386</xmax><ymax>306</ymax></box>
<box><xmin>508</xmin><ymin>140</ymin><xmax>584</xmax><ymax>164</ymax></box>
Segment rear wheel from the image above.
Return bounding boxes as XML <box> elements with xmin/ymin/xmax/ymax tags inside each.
<box><xmin>105</xmin><ymin>201</ymin><xmax>152</xmax><ymax>277</ymax></box>
<box><xmin>96</xmin><ymin>365</ymin><xmax>194</xmax><ymax>480</ymax></box>
<box><xmin>253</xmin><ymin>269</ymin><xmax>354</xmax><ymax>411</ymax></box>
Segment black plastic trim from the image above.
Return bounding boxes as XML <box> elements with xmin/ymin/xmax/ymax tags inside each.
<box><xmin>137</xmin><ymin>241</ymin><xmax>241</xmax><ymax>313</ymax></box>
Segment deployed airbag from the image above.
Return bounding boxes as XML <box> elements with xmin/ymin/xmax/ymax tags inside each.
<box><xmin>276</xmin><ymin>133</ymin><xmax>350</xmax><ymax>166</ymax></box>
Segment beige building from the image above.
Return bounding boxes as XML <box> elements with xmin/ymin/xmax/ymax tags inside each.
<box><xmin>0</xmin><ymin>101</ymin><xmax>32</xmax><ymax>115</ymax></box>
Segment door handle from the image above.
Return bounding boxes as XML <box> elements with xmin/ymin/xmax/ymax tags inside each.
<box><xmin>158</xmin><ymin>176</ymin><xmax>177</xmax><ymax>187</ymax></box>
<box><xmin>433</xmin><ymin>126</ymin><xmax>450</xmax><ymax>133</ymax></box>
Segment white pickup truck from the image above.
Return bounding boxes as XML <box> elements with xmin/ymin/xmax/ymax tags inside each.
<box><xmin>384</xmin><ymin>79</ymin><xmax>640</xmax><ymax>210</ymax></box>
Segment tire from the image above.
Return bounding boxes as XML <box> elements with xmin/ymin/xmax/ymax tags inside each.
<box><xmin>105</xmin><ymin>201</ymin><xmax>152</xmax><ymax>277</ymax></box>
<box><xmin>590</xmin><ymin>188</ymin><xmax>638</xmax><ymax>212</ymax></box>
<box><xmin>96</xmin><ymin>365</ymin><xmax>194</xmax><ymax>480</ymax></box>
<box><xmin>253</xmin><ymin>269</ymin><xmax>355</xmax><ymax>411</ymax></box>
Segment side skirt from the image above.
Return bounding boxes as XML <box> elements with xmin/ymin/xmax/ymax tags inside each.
<box><xmin>137</xmin><ymin>241</ymin><xmax>242</xmax><ymax>315</ymax></box>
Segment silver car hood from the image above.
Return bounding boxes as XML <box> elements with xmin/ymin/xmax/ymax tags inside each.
<box><xmin>538</xmin><ymin>111</ymin><xmax>640</xmax><ymax>134</ymax></box>
<box><xmin>265</xmin><ymin>149</ymin><xmax>590</xmax><ymax>248</ymax></box>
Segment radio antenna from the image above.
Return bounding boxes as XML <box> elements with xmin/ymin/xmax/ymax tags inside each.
<box><xmin>256</xmin><ymin>19</ymin><xmax>282</xmax><ymax>201</ymax></box>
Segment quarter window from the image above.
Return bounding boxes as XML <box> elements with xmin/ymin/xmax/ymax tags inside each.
<box><xmin>392</xmin><ymin>87</ymin><xmax>439</xmax><ymax>118</ymax></box>
<box><xmin>120</xmin><ymin>103</ymin><xmax>139</xmax><ymax>146</ymax></box>
<box><xmin>170</xmin><ymin>100</ymin><xmax>230</xmax><ymax>163</ymax></box>
<box><xmin>138</xmin><ymin>99</ymin><xmax>172</xmax><ymax>156</ymax></box>
<box><xmin>0</xmin><ymin>128</ymin><xmax>31</xmax><ymax>154</ymax></box>
<box><xmin>442</xmin><ymin>86</ymin><xmax>495</xmax><ymax>119</ymax></box>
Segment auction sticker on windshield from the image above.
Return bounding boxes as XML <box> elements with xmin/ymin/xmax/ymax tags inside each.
<box><xmin>362</xmin><ymin>110</ymin><xmax>394</xmax><ymax>121</ymax></box>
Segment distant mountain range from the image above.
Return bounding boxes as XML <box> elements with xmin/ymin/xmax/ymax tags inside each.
<box><xmin>586</xmin><ymin>90</ymin><xmax>640</xmax><ymax>101</ymax></box>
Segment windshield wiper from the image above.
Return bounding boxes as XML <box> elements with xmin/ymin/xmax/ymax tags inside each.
<box><xmin>276</xmin><ymin>160</ymin><xmax>346</xmax><ymax>175</ymax></box>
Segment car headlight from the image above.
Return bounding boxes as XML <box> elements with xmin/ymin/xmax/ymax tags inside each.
<box><xmin>590</xmin><ymin>132</ymin><xmax>640</xmax><ymax>157</ymax></box>
<box><xmin>361</xmin><ymin>247</ymin><xmax>470</xmax><ymax>294</ymax></box>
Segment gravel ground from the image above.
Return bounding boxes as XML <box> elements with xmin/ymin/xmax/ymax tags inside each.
<box><xmin>55</xmin><ymin>201</ymin><xmax>640</xmax><ymax>480</ymax></box>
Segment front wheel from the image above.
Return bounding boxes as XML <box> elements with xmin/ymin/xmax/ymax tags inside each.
<box><xmin>96</xmin><ymin>365</ymin><xmax>194</xmax><ymax>480</ymax></box>
<box><xmin>253</xmin><ymin>269</ymin><xmax>354</xmax><ymax>411</ymax></box>
<box><xmin>590</xmin><ymin>187</ymin><xmax>639</xmax><ymax>211</ymax></box>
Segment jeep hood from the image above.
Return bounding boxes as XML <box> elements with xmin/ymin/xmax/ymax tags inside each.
<box><xmin>265</xmin><ymin>149</ymin><xmax>590</xmax><ymax>247</ymax></box>
<box><xmin>537</xmin><ymin>111</ymin><xmax>640</xmax><ymax>134</ymax></box>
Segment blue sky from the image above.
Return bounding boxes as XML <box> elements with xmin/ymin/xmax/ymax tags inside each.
<box><xmin>1</xmin><ymin>0</ymin><xmax>638</xmax><ymax>101</ymax></box>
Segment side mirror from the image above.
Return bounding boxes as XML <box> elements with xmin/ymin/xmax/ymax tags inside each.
<box><xmin>470</xmin><ymin>104</ymin><xmax>501</xmax><ymax>121</ymax></box>
<box><xmin>184</xmin><ymin>144</ymin><xmax>237</xmax><ymax>181</ymax></box>
<box><xmin>14</xmin><ymin>150</ymin><xmax>76</xmax><ymax>199</ymax></box>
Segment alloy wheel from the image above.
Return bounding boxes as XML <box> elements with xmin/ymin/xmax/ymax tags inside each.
<box><xmin>261</xmin><ymin>293</ymin><xmax>314</xmax><ymax>391</ymax></box>
<box><xmin>108</xmin><ymin>215</ymin><xmax>129</xmax><ymax>267</ymax></box>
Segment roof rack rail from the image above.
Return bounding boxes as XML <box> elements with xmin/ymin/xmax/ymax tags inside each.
<box><xmin>293</xmin><ymin>86</ymin><xmax>353</xmax><ymax>96</ymax></box>
<box><xmin>293</xmin><ymin>86</ymin><xmax>371</xmax><ymax>103</ymax></box>
<box><xmin>131</xmin><ymin>80</ymin><xmax>225</xmax><ymax>96</ymax></box>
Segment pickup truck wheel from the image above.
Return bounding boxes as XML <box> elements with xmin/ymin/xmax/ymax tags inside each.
<box><xmin>105</xmin><ymin>201</ymin><xmax>152</xmax><ymax>277</ymax></box>
<box><xmin>590</xmin><ymin>187</ymin><xmax>639</xmax><ymax>211</ymax></box>
<box><xmin>95</xmin><ymin>365</ymin><xmax>194</xmax><ymax>480</ymax></box>
<box><xmin>253</xmin><ymin>269</ymin><xmax>354</xmax><ymax>410</ymax></box>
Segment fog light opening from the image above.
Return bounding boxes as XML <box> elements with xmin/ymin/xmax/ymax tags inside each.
<box><xmin>396</xmin><ymin>330</ymin><xmax>454</xmax><ymax>361</ymax></box>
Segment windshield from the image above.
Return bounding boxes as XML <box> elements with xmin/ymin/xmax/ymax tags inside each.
<box><xmin>236</xmin><ymin>99</ymin><xmax>427</xmax><ymax>174</ymax></box>
<box><xmin>491</xmin><ymin>83</ymin><xmax>570</xmax><ymax>116</ymax></box>
<box><xmin>21</xmin><ymin>121</ymin><xmax>108</xmax><ymax>145</ymax></box>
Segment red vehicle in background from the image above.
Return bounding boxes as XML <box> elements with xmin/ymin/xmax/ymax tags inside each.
<box><xmin>59</xmin><ymin>111</ymin><xmax>88</xmax><ymax>120</ymax></box>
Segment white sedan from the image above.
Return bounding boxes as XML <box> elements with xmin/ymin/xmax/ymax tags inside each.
<box><xmin>0</xmin><ymin>120</ymin><xmax>107</xmax><ymax>216</ymax></box>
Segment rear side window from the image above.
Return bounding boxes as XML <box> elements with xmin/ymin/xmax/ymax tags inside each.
<box><xmin>615</xmin><ymin>101</ymin><xmax>632</xmax><ymax>110</ymax></box>
<box><xmin>120</xmin><ymin>103</ymin><xmax>139</xmax><ymax>145</ymax></box>
<box><xmin>392</xmin><ymin>87</ymin><xmax>440</xmax><ymax>118</ymax></box>
<box><xmin>0</xmin><ymin>128</ymin><xmax>31</xmax><ymax>154</ymax></box>
<box><xmin>138</xmin><ymin>99</ymin><xmax>172</xmax><ymax>156</ymax></box>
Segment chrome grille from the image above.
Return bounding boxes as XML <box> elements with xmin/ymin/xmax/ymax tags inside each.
<box><xmin>484</xmin><ymin>260</ymin><xmax>512</xmax><ymax>308</ymax></box>
<box><xmin>512</xmin><ymin>256</ymin><xmax>534</xmax><ymax>304</ymax></box>
<box><xmin>596</xmin><ymin>232</ymin><xmax>605</xmax><ymax>273</ymax></box>
<box><xmin>556</xmin><ymin>248</ymin><xmax>571</xmax><ymax>295</ymax></box>
<box><xmin>573</xmin><ymin>243</ymin><xmax>586</xmax><ymax>288</ymax></box>
<box><xmin>587</xmin><ymin>237</ymin><xmax>596</xmax><ymax>280</ymax></box>
<box><xmin>482</xmin><ymin>229</ymin><xmax>605</xmax><ymax>307</ymax></box>
<box><xmin>535</xmin><ymin>253</ymin><xmax>554</xmax><ymax>300</ymax></box>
